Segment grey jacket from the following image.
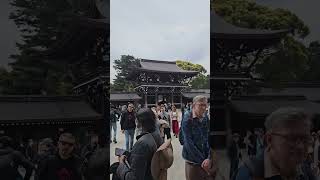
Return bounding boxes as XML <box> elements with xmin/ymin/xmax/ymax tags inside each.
<box><xmin>117</xmin><ymin>130</ymin><xmax>163</xmax><ymax>180</ymax></box>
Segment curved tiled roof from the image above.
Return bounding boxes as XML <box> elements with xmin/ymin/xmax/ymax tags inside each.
<box><xmin>0</xmin><ymin>96</ymin><xmax>101</xmax><ymax>125</ymax></box>
<box><xmin>139</xmin><ymin>59</ymin><xmax>199</xmax><ymax>74</ymax></box>
<box><xmin>211</xmin><ymin>11</ymin><xmax>289</xmax><ymax>40</ymax></box>
<box><xmin>110</xmin><ymin>93</ymin><xmax>142</xmax><ymax>101</ymax></box>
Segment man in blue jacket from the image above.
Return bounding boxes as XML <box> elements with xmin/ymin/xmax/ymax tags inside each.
<box><xmin>181</xmin><ymin>95</ymin><xmax>213</xmax><ymax>180</ymax></box>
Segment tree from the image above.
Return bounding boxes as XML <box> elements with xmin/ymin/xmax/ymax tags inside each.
<box><xmin>302</xmin><ymin>41</ymin><xmax>320</xmax><ymax>81</ymax></box>
<box><xmin>212</xmin><ymin>0</ymin><xmax>309</xmax><ymax>38</ymax></box>
<box><xmin>176</xmin><ymin>60</ymin><xmax>209</xmax><ymax>89</ymax></box>
<box><xmin>212</xmin><ymin>0</ymin><xmax>311</xmax><ymax>85</ymax></box>
<box><xmin>176</xmin><ymin>60</ymin><xmax>207</xmax><ymax>74</ymax></box>
<box><xmin>190</xmin><ymin>74</ymin><xmax>210</xmax><ymax>89</ymax></box>
<box><xmin>6</xmin><ymin>0</ymin><xmax>108</xmax><ymax>95</ymax></box>
<box><xmin>112</xmin><ymin>55</ymin><xmax>139</xmax><ymax>92</ymax></box>
<box><xmin>255</xmin><ymin>36</ymin><xmax>309</xmax><ymax>87</ymax></box>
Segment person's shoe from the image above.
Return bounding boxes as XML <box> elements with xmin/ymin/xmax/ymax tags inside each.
<box><xmin>113</xmin><ymin>139</ymin><xmax>117</xmax><ymax>143</ymax></box>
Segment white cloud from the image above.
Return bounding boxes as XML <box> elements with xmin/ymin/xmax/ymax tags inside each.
<box><xmin>110</xmin><ymin>0</ymin><xmax>210</xmax><ymax>82</ymax></box>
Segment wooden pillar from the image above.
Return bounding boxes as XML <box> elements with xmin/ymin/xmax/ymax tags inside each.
<box><xmin>225</xmin><ymin>100</ymin><xmax>231</xmax><ymax>147</ymax></box>
<box><xmin>180</xmin><ymin>94</ymin><xmax>183</xmax><ymax>109</ymax></box>
<box><xmin>155</xmin><ymin>92</ymin><xmax>158</xmax><ymax>106</ymax></box>
<box><xmin>145</xmin><ymin>94</ymin><xmax>148</xmax><ymax>108</ymax></box>
<box><xmin>171</xmin><ymin>92</ymin><xmax>174</xmax><ymax>105</ymax></box>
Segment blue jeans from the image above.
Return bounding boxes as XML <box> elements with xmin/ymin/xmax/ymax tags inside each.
<box><xmin>110</xmin><ymin>122</ymin><xmax>117</xmax><ymax>141</ymax></box>
<box><xmin>124</xmin><ymin>129</ymin><xmax>135</xmax><ymax>151</ymax></box>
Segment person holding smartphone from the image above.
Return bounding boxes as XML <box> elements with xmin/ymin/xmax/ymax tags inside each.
<box><xmin>117</xmin><ymin>108</ymin><xmax>163</xmax><ymax>180</ymax></box>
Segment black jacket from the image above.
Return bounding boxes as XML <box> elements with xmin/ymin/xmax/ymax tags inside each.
<box><xmin>36</xmin><ymin>153</ymin><xmax>83</xmax><ymax>180</ymax></box>
<box><xmin>120</xmin><ymin>111</ymin><xmax>136</xmax><ymax>130</ymax></box>
<box><xmin>0</xmin><ymin>147</ymin><xmax>34</xmax><ymax>180</ymax></box>
<box><xmin>117</xmin><ymin>130</ymin><xmax>163</xmax><ymax>180</ymax></box>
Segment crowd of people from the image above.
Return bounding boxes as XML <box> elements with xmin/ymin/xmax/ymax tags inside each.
<box><xmin>0</xmin><ymin>130</ymin><xmax>109</xmax><ymax>180</ymax></box>
<box><xmin>110</xmin><ymin>101</ymin><xmax>192</xmax><ymax>151</ymax></box>
<box><xmin>110</xmin><ymin>95</ymin><xmax>216</xmax><ymax>180</ymax></box>
<box><xmin>226</xmin><ymin>107</ymin><xmax>320</xmax><ymax>180</ymax></box>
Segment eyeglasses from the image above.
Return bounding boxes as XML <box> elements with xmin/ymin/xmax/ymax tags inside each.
<box><xmin>59</xmin><ymin>140</ymin><xmax>75</xmax><ymax>147</ymax></box>
<box><xmin>271</xmin><ymin>132</ymin><xmax>312</xmax><ymax>146</ymax></box>
<box><xmin>195</xmin><ymin>103</ymin><xmax>207</xmax><ymax>107</ymax></box>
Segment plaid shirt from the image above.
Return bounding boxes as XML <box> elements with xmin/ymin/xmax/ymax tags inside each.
<box><xmin>182</xmin><ymin>111</ymin><xmax>210</xmax><ymax>165</ymax></box>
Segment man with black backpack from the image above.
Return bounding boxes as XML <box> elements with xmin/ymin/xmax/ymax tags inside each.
<box><xmin>0</xmin><ymin>136</ymin><xmax>34</xmax><ymax>180</ymax></box>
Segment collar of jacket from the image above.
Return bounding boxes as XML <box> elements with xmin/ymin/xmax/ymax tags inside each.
<box><xmin>136</xmin><ymin>132</ymin><xmax>152</xmax><ymax>140</ymax></box>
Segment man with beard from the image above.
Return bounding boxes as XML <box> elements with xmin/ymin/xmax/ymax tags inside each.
<box><xmin>235</xmin><ymin>107</ymin><xmax>318</xmax><ymax>180</ymax></box>
<box><xmin>36</xmin><ymin>132</ymin><xmax>83</xmax><ymax>180</ymax></box>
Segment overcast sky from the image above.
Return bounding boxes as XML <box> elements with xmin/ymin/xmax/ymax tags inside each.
<box><xmin>110</xmin><ymin>0</ymin><xmax>210</xmax><ymax>82</ymax></box>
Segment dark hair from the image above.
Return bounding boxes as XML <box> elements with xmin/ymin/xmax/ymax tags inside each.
<box><xmin>136</xmin><ymin>108</ymin><xmax>156</xmax><ymax>132</ymax></box>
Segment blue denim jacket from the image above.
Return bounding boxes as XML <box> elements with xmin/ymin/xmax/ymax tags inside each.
<box><xmin>181</xmin><ymin>111</ymin><xmax>210</xmax><ymax>165</ymax></box>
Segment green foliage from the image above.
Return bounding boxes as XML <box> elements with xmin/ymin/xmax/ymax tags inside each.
<box><xmin>112</xmin><ymin>55</ymin><xmax>140</xmax><ymax>92</ymax></box>
<box><xmin>255</xmin><ymin>36</ymin><xmax>309</xmax><ymax>86</ymax></box>
<box><xmin>5</xmin><ymin>0</ymin><xmax>107</xmax><ymax>95</ymax></box>
<box><xmin>212</xmin><ymin>0</ymin><xmax>318</xmax><ymax>85</ymax></box>
<box><xmin>212</xmin><ymin>0</ymin><xmax>309</xmax><ymax>38</ymax></box>
<box><xmin>302</xmin><ymin>41</ymin><xmax>320</xmax><ymax>81</ymax></box>
<box><xmin>190</xmin><ymin>74</ymin><xmax>210</xmax><ymax>89</ymax></box>
<box><xmin>176</xmin><ymin>60</ymin><xmax>209</xmax><ymax>89</ymax></box>
<box><xmin>176</xmin><ymin>60</ymin><xmax>207</xmax><ymax>74</ymax></box>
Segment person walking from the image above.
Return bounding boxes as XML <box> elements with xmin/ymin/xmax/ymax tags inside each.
<box><xmin>120</xmin><ymin>103</ymin><xmax>136</xmax><ymax>151</ymax></box>
<box><xmin>158</xmin><ymin>104</ymin><xmax>171</xmax><ymax>140</ymax></box>
<box><xmin>170</xmin><ymin>105</ymin><xmax>180</xmax><ymax>138</ymax></box>
<box><xmin>110</xmin><ymin>106</ymin><xmax>120</xmax><ymax>143</ymax></box>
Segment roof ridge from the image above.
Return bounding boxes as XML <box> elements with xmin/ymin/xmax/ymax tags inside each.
<box><xmin>140</xmin><ymin>59</ymin><xmax>176</xmax><ymax>64</ymax></box>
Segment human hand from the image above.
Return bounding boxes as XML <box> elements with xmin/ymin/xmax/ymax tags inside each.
<box><xmin>201</xmin><ymin>159</ymin><xmax>210</xmax><ymax>174</ymax></box>
<box><xmin>205</xmin><ymin>158</ymin><xmax>218</xmax><ymax>178</ymax></box>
